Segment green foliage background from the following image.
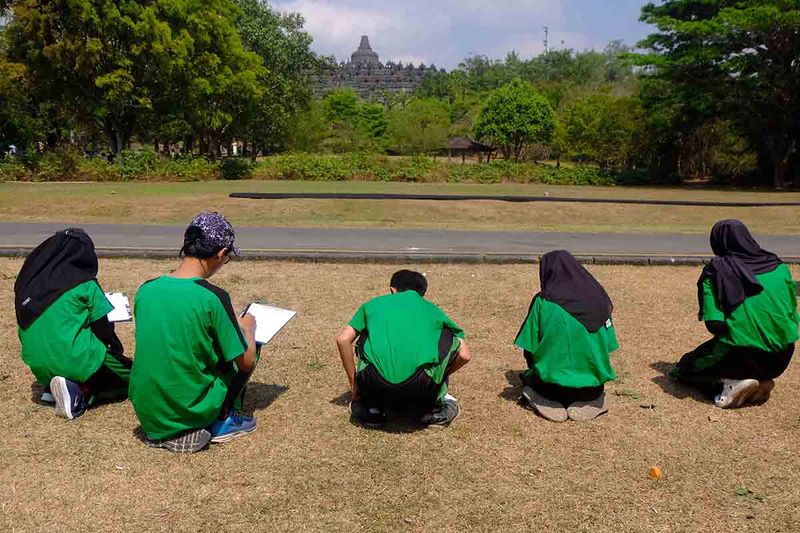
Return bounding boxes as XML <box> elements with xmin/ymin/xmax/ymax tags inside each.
<box><xmin>1</xmin><ymin>0</ymin><xmax>799</xmax><ymax>188</ymax></box>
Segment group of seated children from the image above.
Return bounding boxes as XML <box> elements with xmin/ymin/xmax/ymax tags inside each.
<box><xmin>14</xmin><ymin>214</ymin><xmax>798</xmax><ymax>452</ymax></box>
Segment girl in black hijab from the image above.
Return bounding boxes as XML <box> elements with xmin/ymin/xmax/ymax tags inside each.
<box><xmin>674</xmin><ymin>220</ymin><xmax>798</xmax><ymax>409</ymax></box>
<box><xmin>15</xmin><ymin>229</ymin><xmax>131</xmax><ymax>420</ymax></box>
<box><xmin>514</xmin><ymin>251</ymin><xmax>619</xmax><ymax>422</ymax></box>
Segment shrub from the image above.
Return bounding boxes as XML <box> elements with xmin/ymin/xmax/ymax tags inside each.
<box><xmin>265</xmin><ymin>152</ymin><xmax>353</xmax><ymax>181</ymax></box>
<box><xmin>220</xmin><ymin>158</ymin><xmax>254</xmax><ymax>180</ymax></box>
<box><xmin>117</xmin><ymin>149</ymin><xmax>157</xmax><ymax>179</ymax></box>
<box><xmin>147</xmin><ymin>156</ymin><xmax>219</xmax><ymax>182</ymax></box>
<box><xmin>0</xmin><ymin>157</ymin><xmax>28</xmax><ymax>181</ymax></box>
<box><xmin>33</xmin><ymin>146</ymin><xmax>85</xmax><ymax>181</ymax></box>
<box><xmin>78</xmin><ymin>156</ymin><xmax>122</xmax><ymax>181</ymax></box>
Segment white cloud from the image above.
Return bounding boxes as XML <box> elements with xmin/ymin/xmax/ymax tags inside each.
<box><xmin>271</xmin><ymin>0</ymin><xmax>634</xmax><ymax>68</ymax></box>
<box><xmin>277</xmin><ymin>0</ymin><xmax>393</xmax><ymax>50</ymax></box>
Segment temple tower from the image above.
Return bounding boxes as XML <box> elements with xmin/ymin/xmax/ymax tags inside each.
<box><xmin>351</xmin><ymin>35</ymin><xmax>380</xmax><ymax>66</ymax></box>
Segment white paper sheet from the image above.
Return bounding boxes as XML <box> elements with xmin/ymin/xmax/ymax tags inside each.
<box><xmin>243</xmin><ymin>303</ymin><xmax>296</xmax><ymax>345</ymax></box>
<box><xmin>105</xmin><ymin>292</ymin><xmax>132</xmax><ymax>323</ymax></box>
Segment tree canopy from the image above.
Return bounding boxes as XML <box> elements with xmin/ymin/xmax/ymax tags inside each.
<box><xmin>0</xmin><ymin>0</ymin><xmax>320</xmax><ymax>156</ymax></box>
<box><xmin>637</xmin><ymin>0</ymin><xmax>800</xmax><ymax>187</ymax></box>
<box><xmin>474</xmin><ymin>80</ymin><xmax>555</xmax><ymax>161</ymax></box>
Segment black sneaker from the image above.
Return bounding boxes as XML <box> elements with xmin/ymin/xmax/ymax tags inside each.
<box><xmin>421</xmin><ymin>394</ymin><xmax>460</xmax><ymax>428</ymax></box>
<box><xmin>145</xmin><ymin>429</ymin><xmax>211</xmax><ymax>453</ymax></box>
<box><xmin>350</xmin><ymin>400</ymin><xmax>386</xmax><ymax>427</ymax></box>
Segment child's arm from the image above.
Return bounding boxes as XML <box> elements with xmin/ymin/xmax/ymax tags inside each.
<box><xmin>90</xmin><ymin>317</ymin><xmax>124</xmax><ymax>357</ymax></box>
<box><xmin>335</xmin><ymin>326</ymin><xmax>359</xmax><ymax>400</ymax></box>
<box><xmin>234</xmin><ymin>313</ymin><xmax>258</xmax><ymax>373</ymax></box>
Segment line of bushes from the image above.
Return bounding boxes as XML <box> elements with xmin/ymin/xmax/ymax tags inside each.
<box><xmin>253</xmin><ymin>153</ymin><xmax>648</xmax><ymax>185</ymax></box>
<box><xmin>0</xmin><ymin>146</ymin><xmax>221</xmax><ymax>182</ymax></box>
<box><xmin>0</xmin><ymin>148</ymin><xmax>647</xmax><ymax>186</ymax></box>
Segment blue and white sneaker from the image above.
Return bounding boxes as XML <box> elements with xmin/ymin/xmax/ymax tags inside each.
<box><xmin>49</xmin><ymin>376</ymin><xmax>88</xmax><ymax>420</ymax></box>
<box><xmin>209</xmin><ymin>412</ymin><xmax>256</xmax><ymax>443</ymax></box>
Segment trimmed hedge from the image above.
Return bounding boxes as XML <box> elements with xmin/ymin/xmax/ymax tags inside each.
<box><xmin>253</xmin><ymin>152</ymin><xmax>644</xmax><ymax>186</ymax></box>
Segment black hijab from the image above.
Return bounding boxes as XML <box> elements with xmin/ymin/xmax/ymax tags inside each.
<box><xmin>697</xmin><ymin>219</ymin><xmax>783</xmax><ymax>318</ymax></box>
<box><xmin>536</xmin><ymin>250</ymin><xmax>613</xmax><ymax>333</ymax></box>
<box><xmin>14</xmin><ymin>228</ymin><xmax>99</xmax><ymax>329</ymax></box>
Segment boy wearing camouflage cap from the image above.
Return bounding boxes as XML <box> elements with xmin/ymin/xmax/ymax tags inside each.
<box><xmin>130</xmin><ymin>212</ymin><xmax>259</xmax><ymax>452</ymax></box>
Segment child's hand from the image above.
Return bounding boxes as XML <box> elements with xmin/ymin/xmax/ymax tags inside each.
<box><xmin>238</xmin><ymin>313</ymin><xmax>256</xmax><ymax>335</ymax></box>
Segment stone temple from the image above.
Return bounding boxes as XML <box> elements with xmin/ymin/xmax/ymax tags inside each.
<box><xmin>314</xmin><ymin>36</ymin><xmax>445</xmax><ymax>99</ymax></box>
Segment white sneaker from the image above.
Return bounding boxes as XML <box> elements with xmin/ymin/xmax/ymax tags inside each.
<box><xmin>714</xmin><ymin>379</ymin><xmax>759</xmax><ymax>409</ymax></box>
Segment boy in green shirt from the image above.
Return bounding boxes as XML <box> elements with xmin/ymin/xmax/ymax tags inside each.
<box><xmin>130</xmin><ymin>212</ymin><xmax>259</xmax><ymax>453</ymax></box>
<box><xmin>15</xmin><ymin>228</ymin><xmax>131</xmax><ymax>420</ymax></box>
<box><xmin>336</xmin><ymin>270</ymin><xmax>472</xmax><ymax>428</ymax></box>
<box><xmin>674</xmin><ymin>220</ymin><xmax>798</xmax><ymax>408</ymax></box>
<box><xmin>515</xmin><ymin>251</ymin><xmax>618</xmax><ymax>422</ymax></box>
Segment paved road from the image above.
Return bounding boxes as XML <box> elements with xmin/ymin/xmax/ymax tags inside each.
<box><xmin>0</xmin><ymin>222</ymin><xmax>798</xmax><ymax>263</ymax></box>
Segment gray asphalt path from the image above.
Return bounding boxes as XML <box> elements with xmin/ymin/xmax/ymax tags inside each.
<box><xmin>0</xmin><ymin>222</ymin><xmax>798</xmax><ymax>264</ymax></box>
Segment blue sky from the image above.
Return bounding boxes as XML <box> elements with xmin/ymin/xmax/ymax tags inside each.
<box><xmin>272</xmin><ymin>0</ymin><xmax>654</xmax><ymax>68</ymax></box>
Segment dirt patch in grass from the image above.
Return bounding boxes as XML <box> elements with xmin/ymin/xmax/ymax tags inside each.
<box><xmin>1</xmin><ymin>181</ymin><xmax>799</xmax><ymax>234</ymax></box>
<box><xmin>0</xmin><ymin>259</ymin><xmax>798</xmax><ymax>532</ymax></box>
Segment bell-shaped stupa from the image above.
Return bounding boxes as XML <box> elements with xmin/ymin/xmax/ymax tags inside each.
<box><xmin>350</xmin><ymin>35</ymin><xmax>380</xmax><ymax>66</ymax></box>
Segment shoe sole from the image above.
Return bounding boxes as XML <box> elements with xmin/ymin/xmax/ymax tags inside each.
<box><xmin>749</xmin><ymin>380</ymin><xmax>775</xmax><ymax>405</ymax></box>
<box><xmin>210</xmin><ymin>426</ymin><xmax>256</xmax><ymax>444</ymax></box>
<box><xmin>147</xmin><ymin>430</ymin><xmax>212</xmax><ymax>453</ymax></box>
<box><xmin>50</xmin><ymin>377</ymin><xmax>73</xmax><ymax>420</ymax></box>
<box><xmin>426</xmin><ymin>404</ymin><xmax>460</xmax><ymax>429</ymax></box>
<box><xmin>567</xmin><ymin>404</ymin><xmax>609</xmax><ymax>422</ymax></box>
<box><xmin>522</xmin><ymin>386</ymin><xmax>568</xmax><ymax>423</ymax></box>
<box><xmin>716</xmin><ymin>380</ymin><xmax>760</xmax><ymax>409</ymax></box>
<box><xmin>355</xmin><ymin>418</ymin><xmax>386</xmax><ymax>429</ymax></box>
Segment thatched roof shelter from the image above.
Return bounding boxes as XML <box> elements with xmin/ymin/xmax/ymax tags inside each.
<box><xmin>444</xmin><ymin>137</ymin><xmax>495</xmax><ymax>163</ymax></box>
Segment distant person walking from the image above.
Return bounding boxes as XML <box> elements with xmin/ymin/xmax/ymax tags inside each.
<box><xmin>15</xmin><ymin>228</ymin><xmax>130</xmax><ymax>420</ymax></box>
<box><xmin>515</xmin><ymin>250</ymin><xmax>617</xmax><ymax>422</ymax></box>
<box><xmin>673</xmin><ymin>220</ymin><xmax>798</xmax><ymax>408</ymax></box>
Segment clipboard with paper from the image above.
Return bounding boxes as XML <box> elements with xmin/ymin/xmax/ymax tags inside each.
<box><xmin>242</xmin><ymin>303</ymin><xmax>297</xmax><ymax>345</ymax></box>
<box><xmin>105</xmin><ymin>292</ymin><xmax>132</xmax><ymax>323</ymax></box>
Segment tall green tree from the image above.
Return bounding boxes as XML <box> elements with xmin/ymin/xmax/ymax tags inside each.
<box><xmin>234</xmin><ymin>0</ymin><xmax>327</xmax><ymax>154</ymax></box>
<box><xmin>638</xmin><ymin>0</ymin><xmax>800</xmax><ymax>187</ymax></box>
<box><xmin>6</xmin><ymin>0</ymin><xmax>150</xmax><ymax>152</ymax></box>
<box><xmin>563</xmin><ymin>92</ymin><xmax>641</xmax><ymax>169</ymax></box>
<box><xmin>474</xmin><ymin>79</ymin><xmax>555</xmax><ymax>161</ymax></box>
<box><xmin>5</xmin><ymin>0</ymin><xmax>264</xmax><ymax>155</ymax></box>
<box><xmin>173</xmin><ymin>0</ymin><xmax>265</xmax><ymax>156</ymax></box>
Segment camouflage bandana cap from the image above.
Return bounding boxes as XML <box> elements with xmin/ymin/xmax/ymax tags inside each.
<box><xmin>187</xmin><ymin>212</ymin><xmax>240</xmax><ymax>256</ymax></box>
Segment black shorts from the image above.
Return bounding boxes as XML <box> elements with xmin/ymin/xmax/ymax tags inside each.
<box><xmin>355</xmin><ymin>328</ymin><xmax>459</xmax><ymax>411</ymax></box>
<box><xmin>677</xmin><ymin>340</ymin><xmax>795</xmax><ymax>382</ymax></box>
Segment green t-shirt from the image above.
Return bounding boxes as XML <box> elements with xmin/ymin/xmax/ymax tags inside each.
<box><xmin>515</xmin><ymin>295</ymin><xmax>618</xmax><ymax>388</ymax></box>
<box><xmin>701</xmin><ymin>263</ymin><xmax>799</xmax><ymax>354</ymax></box>
<box><xmin>130</xmin><ymin>276</ymin><xmax>248</xmax><ymax>440</ymax></box>
<box><xmin>19</xmin><ymin>280</ymin><xmax>113</xmax><ymax>385</ymax></box>
<box><xmin>348</xmin><ymin>291</ymin><xmax>465</xmax><ymax>385</ymax></box>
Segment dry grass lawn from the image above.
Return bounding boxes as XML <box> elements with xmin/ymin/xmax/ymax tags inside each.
<box><xmin>1</xmin><ymin>259</ymin><xmax>799</xmax><ymax>532</ymax></box>
<box><xmin>1</xmin><ymin>181</ymin><xmax>799</xmax><ymax>234</ymax></box>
